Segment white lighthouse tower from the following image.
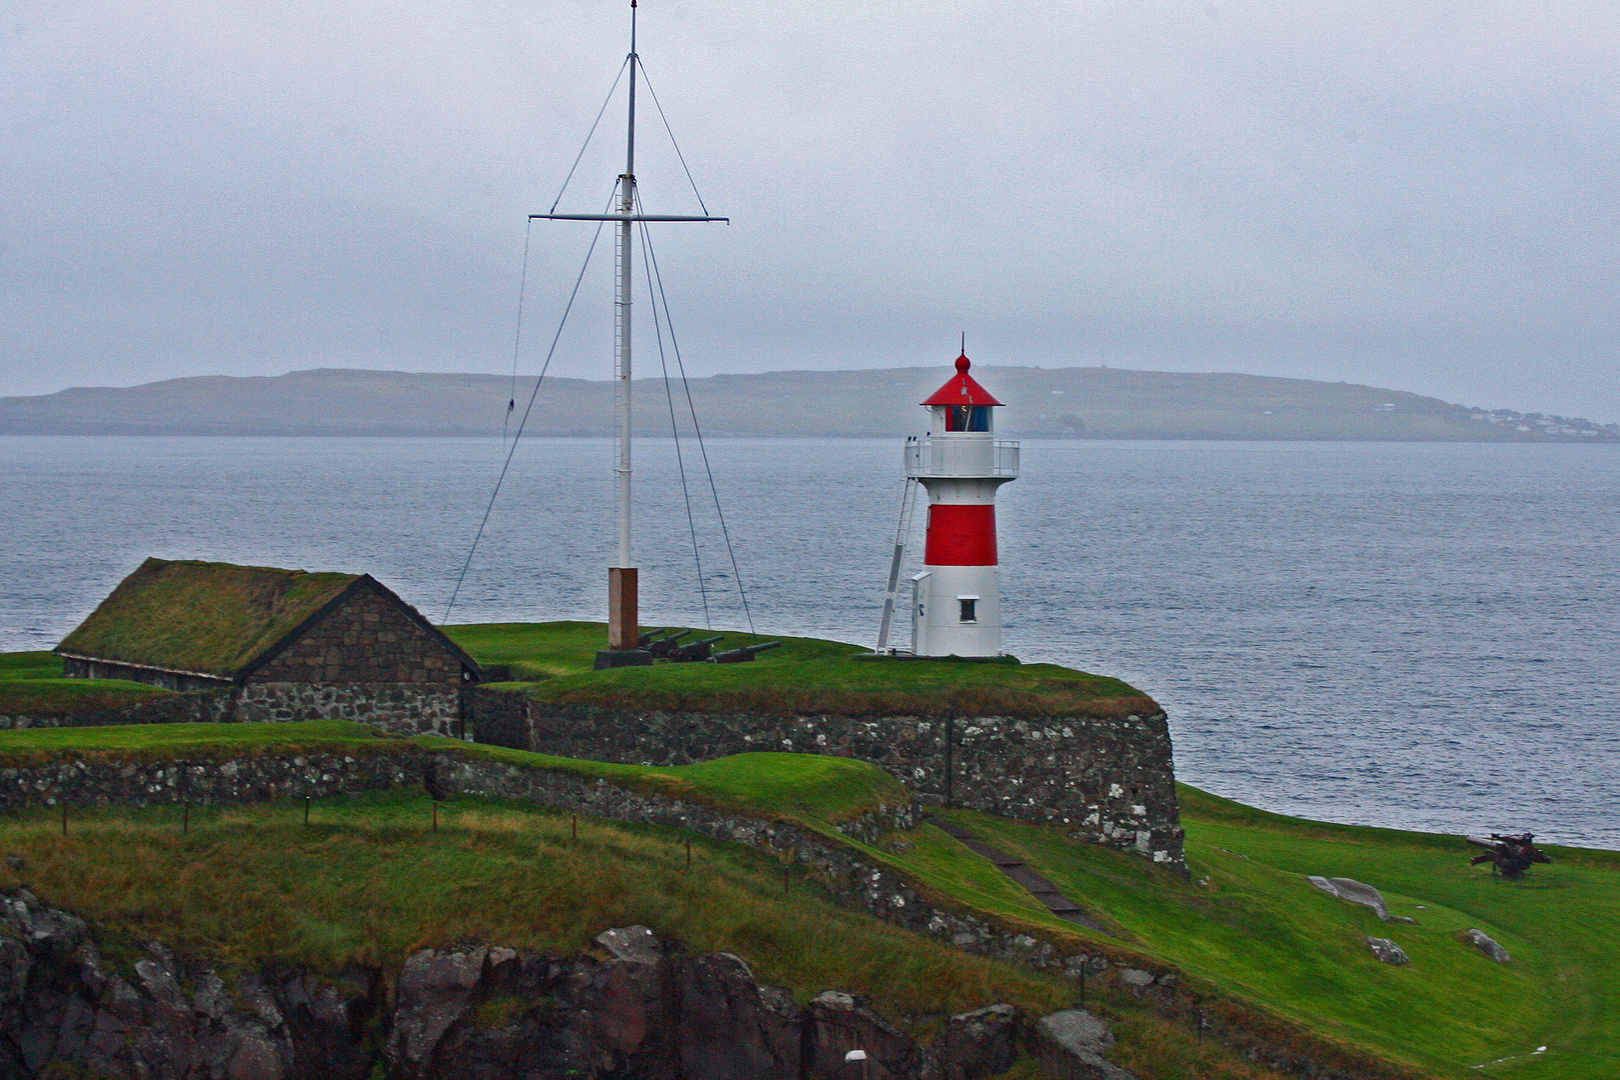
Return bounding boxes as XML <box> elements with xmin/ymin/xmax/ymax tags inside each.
<box><xmin>897</xmin><ymin>352</ymin><xmax>1019</xmax><ymax>657</ymax></box>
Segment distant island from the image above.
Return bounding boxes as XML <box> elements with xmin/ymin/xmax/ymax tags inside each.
<box><xmin>2</xmin><ymin>365</ymin><xmax>1615</xmax><ymax>441</ymax></box>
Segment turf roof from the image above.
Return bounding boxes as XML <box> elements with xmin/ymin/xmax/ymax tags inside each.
<box><xmin>56</xmin><ymin>558</ymin><xmax>360</xmax><ymax>679</ymax></box>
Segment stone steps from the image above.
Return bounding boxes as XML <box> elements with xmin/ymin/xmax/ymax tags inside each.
<box><xmin>928</xmin><ymin>817</ymin><xmax>1114</xmax><ymax>936</ymax></box>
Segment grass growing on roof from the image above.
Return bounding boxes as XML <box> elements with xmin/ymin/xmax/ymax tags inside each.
<box><xmin>445</xmin><ymin>621</ymin><xmax>1154</xmax><ymax>718</ymax></box>
<box><xmin>57</xmin><ymin>557</ymin><xmax>358</xmax><ymax>678</ymax></box>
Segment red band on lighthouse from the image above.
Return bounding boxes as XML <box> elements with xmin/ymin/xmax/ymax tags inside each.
<box><xmin>925</xmin><ymin>504</ymin><xmax>998</xmax><ymax>565</ymax></box>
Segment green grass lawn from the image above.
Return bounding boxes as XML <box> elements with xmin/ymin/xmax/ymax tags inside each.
<box><xmin>446</xmin><ymin>621</ymin><xmax>1155</xmax><ymax>718</ymax></box>
<box><xmin>935</xmin><ymin>788</ymin><xmax>1619</xmax><ymax>1079</ymax></box>
<box><xmin>0</xmin><ymin>650</ymin><xmax>171</xmax><ymax>717</ymax></box>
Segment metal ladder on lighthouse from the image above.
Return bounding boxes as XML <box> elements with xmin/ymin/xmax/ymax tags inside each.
<box><xmin>875</xmin><ymin>472</ymin><xmax>921</xmax><ymax>652</ymax></box>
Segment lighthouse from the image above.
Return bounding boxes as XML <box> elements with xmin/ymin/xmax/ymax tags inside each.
<box><xmin>903</xmin><ymin>352</ymin><xmax>1019</xmax><ymax>657</ymax></box>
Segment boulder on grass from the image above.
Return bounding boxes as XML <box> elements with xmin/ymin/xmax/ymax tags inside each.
<box><xmin>1366</xmin><ymin>937</ymin><xmax>1409</xmax><ymax>966</ymax></box>
<box><xmin>1308</xmin><ymin>876</ymin><xmax>1390</xmax><ymax>921</ymax></box>
<box><xmin>1462</xmin><ymin>929</ymin><xmax>1512</xmax><ymax>964</ymax></box>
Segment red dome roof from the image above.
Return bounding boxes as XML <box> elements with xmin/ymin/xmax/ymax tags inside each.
<box><xmin>921</xmin><ymin>353</ymin><xmax>1003</xmax><ymax>407</ymax></box>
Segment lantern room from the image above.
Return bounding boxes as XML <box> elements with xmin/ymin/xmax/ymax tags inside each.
<box><xmin>923</xmin><ymin>354</ymin><xmax>1003</xmax><ymax>434</ymax></box>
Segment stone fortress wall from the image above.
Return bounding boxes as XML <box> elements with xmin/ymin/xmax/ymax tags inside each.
<box><xmin>465</xmin><ymin>691</ymin><xmax>1186</xmax><ymax>872</ymax></box>
<box><xmin>0</xmin><ymin>743</ymin><xmax>1409</xmax><ymax>1080</ymax></box>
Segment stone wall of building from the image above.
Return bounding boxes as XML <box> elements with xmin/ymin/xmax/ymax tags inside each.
<box><xmin>251</xmin><ymin>582</ymin><xmax>468</xmax><ymax>687</ymax></box>
<box><xmin>234</xmin><ymin>682</ymin><xmax>461</xmax><ymax>736</ymax></box>
<box><xmin>467</xmin><ymin>697</ymin><xmax>1184</xmax><ymax>870</ymax></box>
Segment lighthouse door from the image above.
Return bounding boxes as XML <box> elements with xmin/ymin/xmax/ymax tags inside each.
<box><xmin>909</xmin><ymin>571</ymin><xmax>932</xmax><ymax>656</ymax></box>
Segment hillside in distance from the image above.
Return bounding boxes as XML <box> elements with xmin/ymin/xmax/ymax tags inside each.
<box><xmin>2</xmin><ymin>365</ymin><xmax>1615</xmax><ymax>441</ymax></box>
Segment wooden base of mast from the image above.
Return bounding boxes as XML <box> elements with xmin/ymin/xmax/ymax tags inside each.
<box><xmin>597</xmin><ymin>567</ymin><xmax>651</xmax><ymax>669</ymax></box>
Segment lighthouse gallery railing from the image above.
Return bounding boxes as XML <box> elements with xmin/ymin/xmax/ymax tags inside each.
<box><xmin>905</xmin><ymin>438</ymin><xmax>1020</xmax><ymax>479</ymax></box>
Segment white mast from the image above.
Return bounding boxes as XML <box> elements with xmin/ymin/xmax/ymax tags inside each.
<box><xmin>532</xmin><ymin>0</ymin><xmax>727</xmax><ymax>664</ymax></box>
<box><xmin>615</xmin><ymin>3</ymin><xmax>637</xmax><ymax>577</ymax></box>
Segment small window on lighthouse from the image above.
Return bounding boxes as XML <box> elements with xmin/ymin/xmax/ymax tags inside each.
<box><xmin>958</xmin><ymin>598</ymin><xmax>978</xmax><ymax>623</ymax></box>
<box><xmin>946</xmin><ymin>406</ymin><xmax>990</xmax><ymax>432</ymax></box>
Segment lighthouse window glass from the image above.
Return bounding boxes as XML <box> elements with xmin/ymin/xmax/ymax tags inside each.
<box><xmin>946</xmin><ymin>406</ymin><xmax>990</xmax><ymax>432</ymax></box>
<box><xmin>958</xmin><ymin>599</ymin><xmax>977</xmax><ymax>623</ymax></box>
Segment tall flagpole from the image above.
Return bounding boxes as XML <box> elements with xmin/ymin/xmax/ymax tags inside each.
<box><xmin>531</xmin><ymin>0</ymin><xmax>727</xmax><ymax>667</ymax></box>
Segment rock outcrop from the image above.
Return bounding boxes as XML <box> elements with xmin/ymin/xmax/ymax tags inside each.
<box><xmin>1036</xmin><ymin>1009</ymin><xmax>1136</xmax><ymax>1080</ymax></box>
<box><xmin>0</xmin><ymin>891</ymin><xmax>1124</xmax><ymax>1080</ymax></box>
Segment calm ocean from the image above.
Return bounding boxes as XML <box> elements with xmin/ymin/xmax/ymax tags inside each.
<box><xmin>4</xmin><ymin>435</ymin><xmax>1617</xmax><ymax>848</ymax></box>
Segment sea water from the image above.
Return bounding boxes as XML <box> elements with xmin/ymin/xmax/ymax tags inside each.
<box><xmin>3</xmin><ymin>435</ymin><xmax>1616</xmax><ymax>848</ymax></box>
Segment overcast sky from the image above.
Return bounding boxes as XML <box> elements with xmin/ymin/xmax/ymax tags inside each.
<box><xmin>3</xmin><ymin>1</ymin><xmax>1618</xmax><ymax>421</ymax></box>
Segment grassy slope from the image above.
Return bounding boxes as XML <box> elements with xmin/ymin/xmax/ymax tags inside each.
<box><xmin>0</xmin><ymin>724</ymin><xmax>1285</xmax><ymax>1080</ymax></box>
<box><xmin>8</xmin><ymin>720</ymin><xmax>1615</xmax><ymax>1077</ymax></box>
<box><xmin>942</xmin><ymin>788</ymin><xmax>1620</xmax><ymax>1079</ymax></box>
<box><xmin>447</xmin><ymin>621</ymin><xmax>1154</xmax><ymax>718</ymax></box>
<box><xmin>0</xmin><ymin>651</ymin><xmax>168</xmax><ymax>716</ymax></box>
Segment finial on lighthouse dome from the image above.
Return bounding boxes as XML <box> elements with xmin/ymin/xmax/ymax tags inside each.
<box><xmin>922</xmin><ymin>352</ymin><xmax>1003</xmax><ymax>408</ymax></box>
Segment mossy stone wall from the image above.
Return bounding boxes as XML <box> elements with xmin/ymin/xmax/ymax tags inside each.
<box><xmin>464</xmin><ymin>693</ymin><xmax>1185</xmax><ymax>871</ymax></box>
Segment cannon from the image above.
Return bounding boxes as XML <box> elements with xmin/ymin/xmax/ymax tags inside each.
<box><xmin>636</xmin><ymin>629</ymin><xmax>670</xmax><ymax>648</ymax></box>
<box><xmin>646</xmin><ymin>630</ymin><xmax>693</xmax><ymax>658</ymax></box>
<box><xmin>708</xmin><ymin>641</ymin><xmax>782</xmax><ymax>664</ymax></box>
<box><xmin>1466</xmin><ymin>833</ymin><xmax>1551</xmax><ymax>879</ymax></box>
<box><xmin>669</xmin><ymin>636</ymin><xmax>724</xmax><ymax>663</ymax></box>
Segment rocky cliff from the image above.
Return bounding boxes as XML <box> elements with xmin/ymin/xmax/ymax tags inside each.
<box><xmin>0</xmin><ymin>890</ymin><xmax>1131</xmax><ymax>1080</ymax></box>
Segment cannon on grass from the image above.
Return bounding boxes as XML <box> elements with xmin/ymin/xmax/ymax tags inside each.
<box><xmin>669</xmin><ymin>636</ymin><xmax>724</xmax><ymax>663</ymax></box>
<box><xmin>708</xmin><ymin>641</ymin><xmax>782</xmax><ymax>664</ymax></box>
<box><xmin>646</xmin><ymin>630</ymin><xmax>693</xmax><ymax>658</ymax></box>
<box><xmin>1467</xmin><ymin>833</ymin><xmax>1551</xmax><ymax>879</ymax></box>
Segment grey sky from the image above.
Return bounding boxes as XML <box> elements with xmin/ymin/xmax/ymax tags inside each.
<box><xmin>3</xmin><ymin>1</ymin><xmax>1618</xmax><ymax>421</ymax></box>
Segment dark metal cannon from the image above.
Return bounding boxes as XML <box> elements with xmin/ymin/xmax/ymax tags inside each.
<box><xmin>1467</xmin><ymin>833</ymin><xmax>1551</xmax><ymax>879</ymax></box>
<box><xmin>636</xmin><ymin>629</ymin><xmax>670</xmax><ymax>648</ymax></box>
<box><xmin>708</xmin><ymin>641</ymin><xmax>782</xmax><ymax>664</ymax></box>
<box><xmin>669</xmin><ymin>636</ymin><xmax>724</xmax><ymax>663</ymax></box>
<box><xmin>646</xmin><ymin>630</ymin><xmax>693</xmax><ymax>658</ymax></box>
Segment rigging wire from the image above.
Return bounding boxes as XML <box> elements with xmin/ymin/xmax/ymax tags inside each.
<box><xmin>548</xmin><ymin>56</ymin><xmax>631</xmax><ymax>216</ymax></box>
<box><xmin>637</xmin><ymin>211</ymin><xmax>711</xmax><ymax>630</ymax></box>
<box><xmin>633</xmin><ymin>58</ymin><xmax>712</xmax><ymax>218</ymax></box>
<box><xmin>637</xmin><ymin>208</ymin><xmax>757</xmax><ymax>637</ymax></box>
<box><xmin>444</xmin><ymin>187</ymin><xmax>618</xmax><ymax>623</ymax></box>
<box><xmin>502</xmin><ymin>220</ymin><xmax>535</xmax><ymax>444</ymax></box>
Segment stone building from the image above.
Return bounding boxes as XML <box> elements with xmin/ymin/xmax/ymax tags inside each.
<box><xmin>57</xmin><ymin>558</ymin><xmax>480</xmax><ymax>735</ymax></box>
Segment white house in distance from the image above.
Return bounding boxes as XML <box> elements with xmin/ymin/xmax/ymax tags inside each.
<box><xmin>907</xmin><ymin>353</ymin><xmax>1019</xmax><ymax>656</ymax></box>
